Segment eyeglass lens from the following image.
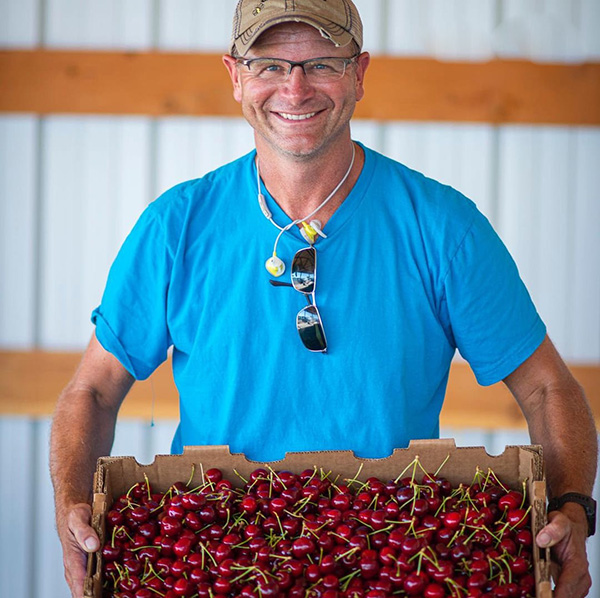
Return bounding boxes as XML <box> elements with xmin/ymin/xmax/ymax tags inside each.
<box><xmin>297</xmin><ymin>305</ymin><xmax>327</xmax><ymax>352</ymax></box>
<box><xmin>291</xmin><ymin>247</ymin><xmax>316</xmax><ymax>293</ymax></box>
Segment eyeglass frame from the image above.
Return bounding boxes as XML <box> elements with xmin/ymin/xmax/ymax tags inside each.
<box><xmin>235</xmin><ymin>54</ymin><xmax>359</xmax><ymax>82</ymax></box>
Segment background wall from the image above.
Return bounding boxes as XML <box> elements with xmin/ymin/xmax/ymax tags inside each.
<box><xmin>0</xmin><ymin>1</ymin><xmax>599</xmax><ymax>596</ymax></box>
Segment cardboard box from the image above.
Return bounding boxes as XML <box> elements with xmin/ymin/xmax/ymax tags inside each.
<box><xmin>85</xmin><ymin>439</ymin><xmax>552</xmax><ymax>597</ymax></box>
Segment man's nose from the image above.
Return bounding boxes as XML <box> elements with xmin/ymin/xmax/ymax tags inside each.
<box><xmin>283</xmin><ymin>64</ymin><xmax>313</xmax><ymax>92</ymax></box>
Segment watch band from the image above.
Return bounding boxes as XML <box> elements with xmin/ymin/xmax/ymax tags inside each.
<box><xmin>547</xmin><ymin>492</ymin><xmax>597</xmax><ymax>537</ymax></box>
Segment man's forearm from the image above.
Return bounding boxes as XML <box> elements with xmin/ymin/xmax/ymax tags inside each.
<box><xmin>525</xmin><ymin>381</ymin><xmax>597</xmax><ymax>499</ymax></box>
<box><xmin>50</xmin><ymin>387</ymin><xmax>120</xmax><ymax>519</ymax></box>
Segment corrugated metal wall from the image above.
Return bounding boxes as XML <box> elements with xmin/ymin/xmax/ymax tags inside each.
<box><xmin>0</xmin><ymin>1</ymin><xmax>599</xmax><ymax>596</ymax></box>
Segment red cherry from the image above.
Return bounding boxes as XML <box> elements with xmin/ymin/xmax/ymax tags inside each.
<box><xmin>292</xmin><ymin>536</ymin><xmax>316</xmax><ymax>558</ymax></box>
<box><xmin>507</xmin><ymin>508</ymin><xmax>529</xmax><ymax>529</ymax></box>
<box><xmin>442</xmin><ymin>510</ymin><xmax>463</xmax><ymax>529</ymax></box>
<box><xmin>424</xmin><ymin>582</ymin><xmax>446</xmax><ymax>598</ymax></box>
<box><xmin>403</xmin><ymin>572</ymin><xmax>428</xmax><ymax>595</ymax></box>
<box><xmin>498</xmin><ymin>491</ymin><xmax>523</xmax><ymax>512</ymax></box>
<box><xmin>160</xmin><ymin>515</ymin><xmax>182</xmax><ymax>537</ymax></box>
<box><xmin>204</xmin><ymin>468</ymin><xmax>223</xmax><ymax>484</ymax></box>
<box><xmin>181</xmin><ymin>492</ymin><xmax>205</xmax><ymax>510</ymax></box>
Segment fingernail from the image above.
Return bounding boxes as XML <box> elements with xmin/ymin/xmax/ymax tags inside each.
<box><xmin>537</xmin><ymin>531</ymin><xmax>551</xmax><ymax>547</ymax></box>
<box><xmin>84</xmin><ymin>537</ymin><xmax>98</xmax><ymax>551</ymax></box>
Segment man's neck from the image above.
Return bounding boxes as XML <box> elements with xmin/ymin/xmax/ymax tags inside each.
<box><xmin>256</xmin><ymin>138</ymin><xmax>364</xmax><ymax>225</ymax></box>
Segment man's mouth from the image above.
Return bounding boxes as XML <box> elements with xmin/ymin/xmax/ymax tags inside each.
<box><xmin>277</xmin><ymin>111</ymin><xmax>318</xmax><ymax>121</ymax></box>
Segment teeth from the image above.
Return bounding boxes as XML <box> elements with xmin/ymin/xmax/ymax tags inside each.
<box><xmin>279</xmin><ymin>112</ymin><xmax>317</xmax><ymax>121</ymax></box>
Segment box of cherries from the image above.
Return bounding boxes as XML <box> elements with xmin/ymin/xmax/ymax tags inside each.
<box><xmin>84</xmin><ymin>440</ymin><xmax>552</xmax><ymax>598</ymax></box>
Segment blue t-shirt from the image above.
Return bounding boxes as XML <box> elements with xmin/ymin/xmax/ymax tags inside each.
<box><xmin>92</xmin><ymin>144</ymin><xmax>545</xmax><ymax>461</ymax></box>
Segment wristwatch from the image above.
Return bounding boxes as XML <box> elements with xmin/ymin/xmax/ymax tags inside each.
<box><xmin>547</xmin><ymin>492</ymin><xmax>597</xmax><ymax>537</ymax></box>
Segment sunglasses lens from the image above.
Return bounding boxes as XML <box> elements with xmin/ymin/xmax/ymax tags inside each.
<box><xmin>297</xmin><ymin>305</ymin><xmax>327</xmax><ymax>352</ymax></box>
<box><xmin>291</xmin><ymin>247</ymin><xmax>316</xmax><ymax>294</ymax></box>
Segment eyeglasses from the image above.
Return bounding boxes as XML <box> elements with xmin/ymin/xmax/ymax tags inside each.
<box><xmin>237</xmin><ymin>55</ymin><xmax>358</xmax><ymax>83</ymax></box>
<box><xmin>269</xmin><ymin>247</ymin><xmax>327</xmax><ymax>352</ymax></box>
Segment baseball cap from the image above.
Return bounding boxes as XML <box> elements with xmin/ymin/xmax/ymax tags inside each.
<box><xmin>230</xmin><ymin>0</ymin><xmax>363</xmax><ymax>56</ymax></box>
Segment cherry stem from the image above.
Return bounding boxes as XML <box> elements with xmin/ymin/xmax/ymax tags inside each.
<box><xmin>434</xmin><ymin>453</ymin><xmax>451</xmax><ymax>477</ymax></box>
<box><xmin>344</xmin><ymin>463</ymin><xmax>364</xmax><ymax>490</ymax></box>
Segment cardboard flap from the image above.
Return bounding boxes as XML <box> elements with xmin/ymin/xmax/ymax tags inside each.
<box><xmin>533</xmin><ymin>480</ymin><xmax>547</xmax><ymax>501</ymax></box>
<box><xmin>407</xmin><ymin>438</ymin><xmax>457</xmax><ymax>450</ymax></box>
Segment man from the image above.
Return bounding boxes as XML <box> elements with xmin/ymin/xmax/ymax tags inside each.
<box><xmin>50</xmin><ymin>1</ymin><xmax>597</xmax><ymax>597</ymax></box>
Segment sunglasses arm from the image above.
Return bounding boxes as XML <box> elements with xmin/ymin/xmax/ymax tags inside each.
<box><xmin>269</xmin><ymin>279</ymin><xmax>293</xmax><ymax>288</ymax></box>
<box><xmin>269</xmin><ymin>279</ymin><xmax>313</xmax><ymax>306</ymax></box>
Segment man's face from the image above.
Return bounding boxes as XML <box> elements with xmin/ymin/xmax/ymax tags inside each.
<box><xmin>223</xmin><ymin>23</ymin><xmax>370</xmax><ymax>160</ymax></box>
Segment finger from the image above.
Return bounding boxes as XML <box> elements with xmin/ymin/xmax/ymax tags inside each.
<box><xmin>553</xmin><ymin>559</ymin><xmax>591</xmax><ymax>598</ymax></box>
<box><xmin>63</xmin><ymin>543</ymin><xmax>89</xmax><ymax>598</ymax></box>
<box><xmin>67</xmin><ymin>503</ymin><xmax>100</xmax><ymax>552</ymax></box>
<box><xmin>536</xmin><ymin>511</ymin><xmax>571</xmax><ymax>548</ymax></box>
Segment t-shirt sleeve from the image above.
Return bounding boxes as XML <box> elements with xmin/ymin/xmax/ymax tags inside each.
<box><xmin>91</xmin><ymin>202</ymin><xmax>174</xmax><ymax>380</ymax></box>
<box><xmin>442</xmin><ymin>208</ymin><xmax>546</xmax><ymax>386</ymax></box>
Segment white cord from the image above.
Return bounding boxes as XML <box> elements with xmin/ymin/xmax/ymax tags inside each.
<box><xmin>257</xmin><ymin>142</ymin><xmax>356</xmax><ymax>257</ymax></box>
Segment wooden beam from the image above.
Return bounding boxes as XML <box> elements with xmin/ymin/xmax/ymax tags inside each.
<box><xmin>0</xmin><ymin>351</ymin><xmax>598</xmax><ymax>429</ymax></box>
<box><xmin>1</xmin><ymin>50</ymin><xmax>599</xmax><ymax>124</ymax></box>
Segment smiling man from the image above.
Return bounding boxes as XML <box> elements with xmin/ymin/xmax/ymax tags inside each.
<box><xmin>50</xmin><ymin>1</ymin><xmax>597</xmax><ymax>597</ymax></box>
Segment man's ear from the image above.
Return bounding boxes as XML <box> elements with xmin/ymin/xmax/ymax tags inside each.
<box><xmin>354</xmin><ymin>52</ymin><xmax>370</xmax><ymax>102</ymax></box>
<box><xmin>222</xmin><ymin>55</ymin><xmax>243</xmax><ymax>103</ymax></box>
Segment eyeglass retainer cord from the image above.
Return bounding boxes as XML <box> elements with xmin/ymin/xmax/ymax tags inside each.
<box><xmin>257</xmin><ymin>142</ymin><xmax>356</xmax><ymax>276</ymax></box>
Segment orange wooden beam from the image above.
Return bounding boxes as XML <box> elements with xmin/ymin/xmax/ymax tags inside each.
<box><xmin>1</xmin><ymin>50</ymin><xmax>599</xmax><ymax>124</ymax></box>
<box><xmin>1</xmin><ymin>351</ymin><xmax>598</xmax><ymax>429</ymax></box>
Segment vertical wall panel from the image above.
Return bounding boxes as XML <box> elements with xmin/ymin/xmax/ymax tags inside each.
<box><xmin>350</xmin><ymin>120</ymin><xmax>383</xmax><ymax>152</ymax></box>
<box><xmin>387</xmin><ymin>0</ymin><xmax>429</xmax><ymax>56</ymax></box>
<box><xmin>352</xmin><ymin>0</ymin><xmax>385</xmax><ymax>54</ymax></box>
<box><xmin>158</xmin><ymin>0</ymin><xmax>238</xmax><ymax>51</ymax></box>
<box><xmin>382</xmin><ymin>123</ymin><xmax>495</xmax><ymax>221</ymax></box>
<box><xmin>388</xmin><ymin>0</ymin><xmax>497</xmax><ymax>59</ymax></box>
<box><xmin>535</xmin><ymin>129</ymin><xmax>572</xmax><ymax>358</ymax></box>
<box><xmin>486</xmin><ymin>429</ymin><xmax>530</xmax><ymax>456</ymax></box>
<box><xmin>111</xmin><ymin>419</ymin><xmax>152</xmax><ymax>462</ymax></box>
<box><xmin>0</xmin><ymin>0</ymin><xmax>39</xmax><ymax>47</ymax></box>
<box><xmin>33</xmin><ymin>418</ymin><xmax>70</xmax><ymax>598</ymax></box>
<box><xmin>40</xmin><ymin>116</ymin><xmax>151</xmax><ymax>350</ymax></box>
<box><xmin>45</xmin><ymin>0</ymin><xmax>153</xmax><ymax>49</ymax></box>
<box><xmin>148</xmin><ymin>419</ymin><xmax>179</xmax><ymax>457</ymax></box>
<box><xmin>580</xmin><ymin>0</ymin><xmax>600</xmax><ymax>59</ymax></box>
<box><xmin>495</xmin><ymin>0</ymin><xmax>583</xmax><ymax>61</ymax></box>
<box><xmin>155</xmin><ymin>117</ymin><xmax>254</xmax><ymax>197</ymax></box>
<box><xmin>440</xmin><ymin>427</ymin><xmax>492</xmax><ymax>449</ymax></box>
<box><xmin>0</xmin><ymin>418</ymin><xmax>35</xmax><ymax>598</ymax></box>
<box><xmin>571</xmin><ymin>130</ymin><xmax>600</xmax><ymax>362</ymax></box>
<box><xmin>0</xmin><ymin>116</ymin><xmax>38</xmax><ymax>348</ymax></box>
<box><xmin>497</xmin><ymin>127</ymin><xmax>541</xmax><ymax>308</ymax></box>
<box><xmin>497</xmin><ymin>126</ymin><xmax>597</xmax><ymax>362</ymax></box>
<box><xmin>427</xmin><ymin>0</ymin><xmax>497</xmax><ymax>60</ymax></box>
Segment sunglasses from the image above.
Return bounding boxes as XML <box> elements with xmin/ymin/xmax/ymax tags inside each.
<box><xmin>269</xmin><ymin>246</ymin><xmax>327</xmax><ymax>352</ymax></box>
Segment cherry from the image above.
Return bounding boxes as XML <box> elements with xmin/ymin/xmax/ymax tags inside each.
<box><xmin>403</xmin><ymin>571</ymin><xmax>429</xmax><ymax>595</ymax></box>
<box><xmin>204</xmin><ymin>468</ymin><xmax>223</xmax><ymax>484</ymax></box>
<box><xmin>292</xmin><ymin>536</ymin><xmax>316</xmax><ymax>558</ymax></box>
<box><xmin>182</xmin><ymin>491</ymin><xmax>205</xmax><ymax>510</ymax></box>
<box><xmin>160</xmin><ymin>515</ymin><xmax>183</xmax><ymax>537</ymax></box>
<box><xmin>499</xmin><ymin>491</ymin><xmax>523</xmax><ymax>512</ymax></box>
<box><xmin>424</xmin><ymin>582</ymin><xmax>446</xmax><ymax>598</ymax></box>
<box><xmin>507</xmin><ymin>509</ymin><xmax>529</xmax><ymax>530</ymax></box>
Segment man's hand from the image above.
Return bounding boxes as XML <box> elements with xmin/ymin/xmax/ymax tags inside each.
<box><xmin>536</xmin><ymin>505</ymin><xmax>591</xmax><ymax>598</ymax></box>
<box><xmin>57</xmin><ymin>503</ymin><xmax>100</xmax><ymax>598</ymax></box>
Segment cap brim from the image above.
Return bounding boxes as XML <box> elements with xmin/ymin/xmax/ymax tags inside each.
<box><xmin>231</xmin><ymin>12</ymin><xmax>355</xmax><ymax>56</ymax></box>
